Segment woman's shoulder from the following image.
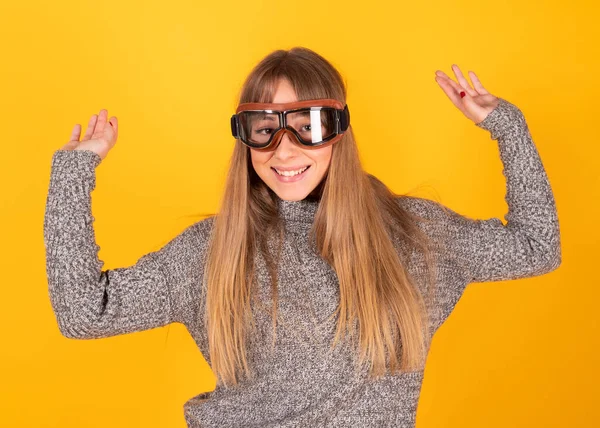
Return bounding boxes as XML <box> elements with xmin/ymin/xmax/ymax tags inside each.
<box><xmin>192</xmin><ymin>215</ymin><xmax>216</xmax><ymax>239</ymax></box>
<box><xmin>394</xmin><ymin>195</ymin><xmax>448</xmax><ymax>221</ymax></box>
<box><xmin>172</xmin><ymin>215</ymin><xmax>216</xmax><ymax>249</ymax></box>
<box><xmin>393</xmin><ymin>195</ymin><xmax>476</xmax><ymax>239</ymax></box>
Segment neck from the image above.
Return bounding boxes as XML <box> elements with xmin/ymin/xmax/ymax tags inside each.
<box><xmin>276</xmin><ymin>195</ymin><xmax>320</xmax><ymax>225</ymax></box>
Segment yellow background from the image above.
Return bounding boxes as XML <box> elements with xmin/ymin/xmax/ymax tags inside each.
<box><xmin>1</xmin><ymin>0</ymin><xmax>597</xmax><ymax>427</ymax></box>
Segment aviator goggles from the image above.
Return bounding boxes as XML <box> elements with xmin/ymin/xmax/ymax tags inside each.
<box><xmin>230</xmin><ymin>99</ymin><xmax>350</xmax><ymax>150</ymax></box>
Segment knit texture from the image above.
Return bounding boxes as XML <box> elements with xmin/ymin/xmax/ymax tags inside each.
<box><xmin>44</xmin><ymin>98</ymin><xmax>561</xmax><ymax>427</ymax></box>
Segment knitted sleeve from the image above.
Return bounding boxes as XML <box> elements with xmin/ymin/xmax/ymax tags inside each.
<box><xmin>399</xmin><ymin>98</ymin><xmax>561</xmax><ymax>284</ymax></box>
<box><xmin>43</xmin><ymin>149</ymin><xmax>214</xmax><ymax>339</ymax></box>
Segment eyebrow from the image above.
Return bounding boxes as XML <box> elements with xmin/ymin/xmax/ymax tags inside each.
<box><xmin>258</xmin><ymin>114</ymin><xmax>277</xmax><ymax>121</ymax></box>
<box><xmin>255</xmin><ymin>110</ymin><xmax>311</xmax><ymax>122</ymax></box>
<box><xmin>291</xmin><ymin>111</ymin><xmax>310</xmax><ymax>118</ymax></box>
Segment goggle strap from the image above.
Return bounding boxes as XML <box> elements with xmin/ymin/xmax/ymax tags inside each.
<box><xmin>230</xmin><ymin>114</ymin><xmax>239</xmax><ymax>138</ymax></box>
<box><xmin>339</xmin><ymin>105</ymin><xmax>350</xmax><ymax>132</ymax></box>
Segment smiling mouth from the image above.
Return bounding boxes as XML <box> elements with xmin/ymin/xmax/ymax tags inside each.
<box><xmin>272</xmin><ymin>165</ymin><xmax>311</xmax><ymax>177</ymax></box>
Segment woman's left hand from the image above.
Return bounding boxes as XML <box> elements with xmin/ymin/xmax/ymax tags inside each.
<box><xmin>435</xmin><ymin>64</ymin><xmax>500</xmax><ymax>125</ymax></box>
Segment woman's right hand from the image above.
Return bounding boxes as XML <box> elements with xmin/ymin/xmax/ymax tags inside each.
<box><xmin>61</xmin><ymin>109</ymin><xmax>118</xmax><ymax>161</ymax></box>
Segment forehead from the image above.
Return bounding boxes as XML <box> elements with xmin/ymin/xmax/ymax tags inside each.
<box><xmin>271</xmin><ymin>79</ymin><xmax>298</xmax><ymax>104</ymax></box>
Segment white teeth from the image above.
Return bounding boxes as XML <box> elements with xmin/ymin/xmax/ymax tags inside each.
<box><xmin>275</xmin><ymin>166</ymin><xmax>309</xmax><ymax>177</ymax></box>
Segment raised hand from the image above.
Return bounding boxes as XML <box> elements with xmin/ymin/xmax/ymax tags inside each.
<box><xmin>61</xmin><ymin>109</ymin><xmax>118</xmax><ymax>161</ymax></box>
<box><xmin>435</xmin><ymin>65</ymin><xmax>500</xmax><ymax>125</ymax></box>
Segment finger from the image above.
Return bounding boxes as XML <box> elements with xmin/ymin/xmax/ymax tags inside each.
<box><xmin>108</xmin><ymin>116</ymin><xmax>118</xmax><ymax>134</ymax></box>
<box><xmin>69</xmin><ymin>123</ymin><xmax>81</xmax><ymax>143</ymax></box>
<box><xmin>435</xmin><ymin>72</ymin><xmax>469</xmax><ymax>104</ymax></box>
<box><xmin>451</xmin><ymin>64</ymin><xmax>478</xmax><ymax>96</ymax></box>
<box><xmin>105</xmin><ymin>116</ymin><xmax>118</xmax><ymax>142</ymax></box>
<box><xmin>91</xmin><ymin>109</ymin><xmax>108</xmax><ymax>140</ymax></box>
<box><xmin>81</xmin><ymin>114</ymin><xmax>98</xmax><ymax>141</ymax></box>
<box><xmin>435</xmin><ymin>74</ymin><xmax>467</xmax><ymax>109</ymax></box>
<box><xmin>434</xmin><ymin>69</ymin><xmax>475</xmax><ymax>97</ymax></box>
<box><xmin>468</xmin><ymin>71</ymin><xmax>489</xmax><ymax>95</ymax></box>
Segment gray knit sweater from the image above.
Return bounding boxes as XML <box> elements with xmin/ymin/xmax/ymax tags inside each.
<box><xmin>44</xmin><ymin>98</ymin><xmax>561</xmax><ymax>427</ymax></box>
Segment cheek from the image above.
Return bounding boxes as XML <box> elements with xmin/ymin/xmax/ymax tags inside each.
<box><xmin>316</xmin><ymin>147</ymin><xmax>333</xmax><ymax>170</ymax></box>
<box><xmin>250</xmin><ymin>150</ymin><xmax>270</xmax><ymax>170</ymax></box>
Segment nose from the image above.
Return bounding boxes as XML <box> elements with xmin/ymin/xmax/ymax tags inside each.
<box><xmin>272</xmin><ymin>129</ymin><xmax>301</xmax><ymax>155</ymax></box>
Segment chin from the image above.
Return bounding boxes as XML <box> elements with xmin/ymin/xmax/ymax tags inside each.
<box><xmin>272</xmin><ymin>186</ymin><xmax>314</xmax><ymax>201</ymax></box>
<box><xmin>271</xmin><ymin>179</ymin><xmax>325</xmax><ymax>201</ymax></box>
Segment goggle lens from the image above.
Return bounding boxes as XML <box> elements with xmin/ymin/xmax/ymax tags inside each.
<box><xmin>238</xmin><ymin>108</ymin><xmax>338</xmax><ymax>147</ymax></box>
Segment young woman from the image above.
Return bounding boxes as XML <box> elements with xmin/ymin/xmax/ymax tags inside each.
<box><xmin>44</xmin><ymin>47</ymin><xmax>561</xmax><ymax>427</ymax></box>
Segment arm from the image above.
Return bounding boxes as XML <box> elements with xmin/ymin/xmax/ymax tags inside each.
<box><xmin>400</xmin><ymin>98</ymin><xmax>561</xmax><ymax>283</ymax></box>
<box><xmin>43</xmin><ymin>149</ymin><xmax>214</xmax><ymax>339</ymax></box>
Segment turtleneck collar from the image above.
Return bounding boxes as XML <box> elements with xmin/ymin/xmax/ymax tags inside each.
<box><xmin>276</xmin><ymin>195</ymin><xmax>320</xmax><ymax>225</ymax></box>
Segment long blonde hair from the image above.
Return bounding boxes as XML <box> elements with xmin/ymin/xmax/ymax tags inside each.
<box><xmin>202</xmin><ymin>47</ymin><xmax>439</xmax><ymax>387</ymax></box>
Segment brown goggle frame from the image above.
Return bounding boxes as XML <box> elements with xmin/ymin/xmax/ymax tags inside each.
<box><xmin>231</xmin><ymin>99</ymin><xmax>350</xmax><ymax>150</ymax></box>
